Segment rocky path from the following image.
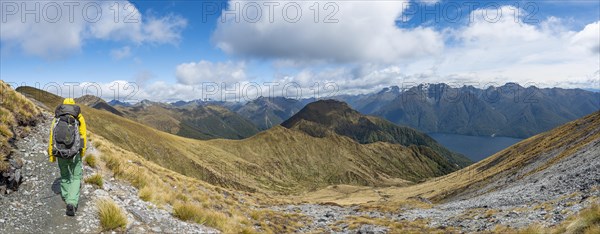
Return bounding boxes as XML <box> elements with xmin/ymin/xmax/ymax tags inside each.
<box><xmin>0</xmin><ymin>112</ymin><xmax>218</xmax><ymax>233</ymax></box>
<box><xmin>0</xmin><ymin>113</ymin><xmax>96</xmax><ymax>233</ymax></box>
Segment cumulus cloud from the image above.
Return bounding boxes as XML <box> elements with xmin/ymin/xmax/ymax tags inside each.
<box><xmin>212</xmin><ymin>0</ymin><xmax>443</xmax><ymax>63</ymax></box>
<box><xmin>571</xmin><ymin>21</ymin><xmax>600</xmax><ymax>54</ymax></box>
<box><xmin>431</xmin><ymin>6</ymin><xmax>600</xmax><ymax>87</ymax></box>
<box><xmin>0</xmin><ymin>1</ymin><xmax>187</xmax><ymax>59</ymax></box>
<box><xmin>273</xmin><ymin>5</ymin><xmax>600</xmax><ymax>92</ymax></box>
<box><xmin>175</xmin><ymin>60</ymin><xmax>247</xmax><ymax>85</ymax></box>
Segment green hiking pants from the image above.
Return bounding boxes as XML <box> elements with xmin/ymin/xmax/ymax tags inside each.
<box><xmin>57</xmin><ymin>154</ymin><xmax>82</xmax><ymax>206</ymax></box>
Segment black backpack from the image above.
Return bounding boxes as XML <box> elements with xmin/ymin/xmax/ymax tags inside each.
<box><xmin>52</xmin><ymin>104</ymin><xmax>83</xmax><ymax>159</ymax></box>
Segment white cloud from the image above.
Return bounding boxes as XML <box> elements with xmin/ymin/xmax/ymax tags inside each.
<box><xmin>110</xmin><ymin>46</ymin><xmax>132</xmax><ymax>60</ymax></box>
<box><xmin>571</xmin><ymin>21</ymin><xmax>600</xmax><ymax>55</ymax></box>
<box><xmin>175</xmin><ymin>60</ymin><xmax>247</xmax><ymax>85</ymax></box>
<box><xmin>142</xmin><ymin>15</ymin><xmax>187</xmax><ymax>44</ymax></box>
<box><xmin>0</xmin><ymin>1</ymin><xmax>187</xmax><ymax>59</ymax></box>
<box><xmin>212</xmin><ymin>0</ymin><xmax>443</xmax><ymax>63</ymax></box>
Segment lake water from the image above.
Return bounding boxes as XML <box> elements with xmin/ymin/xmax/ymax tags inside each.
<box><xmin>429</xmin><ymin>133</ymin><xmax>524</xmax><ymax>162</ymax></box>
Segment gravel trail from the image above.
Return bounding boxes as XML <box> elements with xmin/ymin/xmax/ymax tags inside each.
<box><xmin>0</xmin><ymin>112</ymin><xmax>218</xmax><ymax>233</ymax></box>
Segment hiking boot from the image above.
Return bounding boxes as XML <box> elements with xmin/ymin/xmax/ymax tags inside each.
<box><xmin>66</xmin><ymin>204</ymin><xmax>76</xmax><ymax>216</ymax></box>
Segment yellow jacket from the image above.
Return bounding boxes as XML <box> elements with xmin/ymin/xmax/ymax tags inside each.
<box><xmin>48</xmin><ymin>98</ymin><xmax>87</xmax><ymax>162</ymax></box>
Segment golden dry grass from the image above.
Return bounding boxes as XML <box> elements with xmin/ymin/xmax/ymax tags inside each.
<box><xmin>173</xmin><ymin>202</ymin><xmax>228</xmax><ymax>230</ymax></box>
<box><xmin>97</xmin><ymin>198</ymin><xmax>128</xmax><ymax>231</ymax></box>
<box><xmin>564</xmin><ymin>203</ymin><xmax>600</xmax><ymax>234</ymax></box>
<box><xmin>491</xmin><ymin>203</ymin><xmax>600</xmax><ymax>234</ymax></box>
<box><xmin>84</xmin><ymin>173</ymin><xmax>103</xmax><ymax>188</ymax></box>
<box><xmin>248</xmin><ymin>209</ymin><xmax>310</xmax><ymax>234</ymax></box>
<box><xmin>339</xmin><ymin>215</ymin><xmax>458</xmax><ymax>234</ymax></box>
<box><xmin>1</xmin><ymin>81</ymin><xmax>40</xmax><ymax>171</ymax></box>
<box><xmin>83</xmin><ymin>153</ymin><xmax>97</xmax><ymax>168</ymax></box>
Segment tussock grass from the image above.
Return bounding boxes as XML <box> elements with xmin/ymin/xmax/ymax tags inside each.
<box><xmin>0</xmin><ymin>154</ymin><xmax>8</xmax><ymax>172</ymax></box>
<box><xmin>1</xmin><ymin>81</ymin><xmax>40</xmax><ymax>171</ymax></box>
<box><xmin>84</xmin><ymin>174</ymin><xmax>103</xmax><ymax>188</ymax></box>
<box><xmin>248</xmin><ymin>209</ymin><xmax>308</xmax><ymax>234</ymax></box>
<box><xmin>173</xmin><ymin>202</ymin><xmax>228</xmax><ymax>230</ymax></box>
<box><xmin>97</xmin><ymin>199</ymin><xmax>128</xmax><ymax>231</ymax></box>
<box><xmin>340</xmin><ymin>215</ymin><xmax>454</xmax><ymax>233</ymax></box>
<box><xmin>138</xmin><ymin>186</ymin><xmax>154</xmax><ymax>202</ymax></box>
<box><xmin>84</xmin><ymin>153</ymin><xmax>97</xmax><ymax>168</ymax></box>
<box><xmin>565</xmin><ymin>204</ymin><xmax>600</xmax><ymax>234</ymax></box>
<box><xmin>101</xmin><ymin>152</ymin><xmax>123</xmax><ymax>176</ymax></box>
<box><xmin>494</xmin><ymin>203</ymin><xmax>600</xmax><ymax>234</ymax></box>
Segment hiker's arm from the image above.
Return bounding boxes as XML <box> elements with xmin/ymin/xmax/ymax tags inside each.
<box><xmin>78</xmin><ymin>114</ymin><xmax>87</xmax><ymax>157</ymax></box>
<box><xmin>48</xmin><ymin>119</ymin><xmax>55</xmax><ymax>162</ymax></box>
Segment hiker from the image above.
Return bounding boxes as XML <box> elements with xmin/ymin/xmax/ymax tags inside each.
<box><xmin>48</xmin><ymin>98</ymin><xmax>87</xmax><ymax>216</ymax></box>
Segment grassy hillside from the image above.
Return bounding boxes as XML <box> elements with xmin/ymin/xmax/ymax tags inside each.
<box><xmin>88</xmin><ymin>132</ymin><xmax>306</xmax><ymax>233</ymax></box>
<box><xmin>207</xmin><ymin>126</ymin><xmax>457</xmax><ymax>192</ymax></box>
<box><xmin>0</xmin><ymin>81</ymin><xmax>40</xmax><ymax>171</ymax></box>
<box><xmin>18</xmin><ymin>86</ymin><xmax>463</xmax><ymax>194</ymax></box>
<box><xmin>282</xmin><ymin>100</ymin><xmax>472</xmax><ymax>168</ymax></box>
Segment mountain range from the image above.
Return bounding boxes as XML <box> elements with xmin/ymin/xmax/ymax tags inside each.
<box><xmin>81</xmin><ymin>96</ymin><xmax>259</xmax><ymax>140</ymax></box>
<box><xmin>102</xmin><ymin>83</ymin><xmax>598</xmax><ymax>140</ymax></box>
<box><xmin>335</xmin><ymin>83</ymin><xmax>600</xmax><ymax>138</ymax></box>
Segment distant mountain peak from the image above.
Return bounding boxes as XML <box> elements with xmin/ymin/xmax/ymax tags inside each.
<box><xmin>377</xmin><ymin>86</ymin><xmax>401</xmax><ymax>94</ymax></box>
<box><xmin>281</xmin><ymin>99</ymin><xmax>356</xmax><ymax>128</ymax></box>
<box><xmin>108</xmin><ymin>99</ymin><xmax>132</xmax><ymax>107</ymax></box>
<box><xmin>76</xmin><ymin>95</ymin><xmax>105</xmax><ymax>106</ymax></box>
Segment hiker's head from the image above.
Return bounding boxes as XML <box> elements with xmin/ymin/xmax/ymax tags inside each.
<box><xmin>63</xmin><ymin>98</ymin><xmax>76</xmax><ymax>105</ymax></box>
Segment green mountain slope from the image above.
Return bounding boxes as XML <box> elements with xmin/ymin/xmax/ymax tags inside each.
<box><xmin>281</xmin><ymin>100</ymin><xmax>472</xmax><ymax>168</ymax></box>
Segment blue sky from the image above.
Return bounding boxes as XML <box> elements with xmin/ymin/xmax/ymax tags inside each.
<box><xmin>1</xmin><ymin>0</ymin><xmax>599</xmax><ymax>101</ymax></box>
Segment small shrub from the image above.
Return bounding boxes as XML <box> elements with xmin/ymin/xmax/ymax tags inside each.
<box><xmin>84</xmin><ymin>174</ymin><xmax>103</xmax><ymax>188</ymax></box>
<box><xmin>97</xmin><ymin>199</ymin><xmax>128</xmax><ymax>231</ymax></box>
<box><xmin>84</xmin><ymin>154</ymin><xmax>97</xmax><ymax>168</ymax></box>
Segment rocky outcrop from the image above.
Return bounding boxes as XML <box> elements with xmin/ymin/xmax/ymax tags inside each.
<box><xmin>0</xmin><ymin>155</ymin><xmax>23</xmax><ymax>194</ymax></box>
